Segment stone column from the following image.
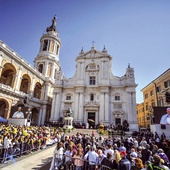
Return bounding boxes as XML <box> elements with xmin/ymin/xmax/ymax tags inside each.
<box><xmin>0</xmin><ymin>55</ymin><xmax>3</xmax><ymax>76</ymax></box>
<box><xmin>51</xmin><ymin>63</ymin><xmax>55</xmax><ymax>80</ymax></box>
<box><xmin>41</xmin><ymin>105</ymin><xmax>47</xmax><ymax>125</ymax></box>
<box><xmin>74</xmin><ymin>92</ymin><xmax>79</xmax><ymax>120</ymax></box>
<box><xmin>54</xmin><ymin>92</ymin><xmax>61</xmax><ymax>119</ymax></box>
<box><xmin>50</xmin><ymin>93</ymin><xmax>57</xmax><ymax>121</ymax></box>
<box><xmin>0</xmin><ymin>55</ymin><xmax>3</xmax><ymax>66</ymax></box>
<box><xmin>15</xmin><ymin>66</ymin><xmax>23</xmax><ymax>90</ymax></box>
<box><xmin>44</xmin><ymin>62</ymin><xmax>49</xmax><ymax>77</ymax></box>
<box><xmin>30</xmin><ymin>75</ymin><xmax>36</xmax><ymax>97</ymax></box>
<box><xmin>44</xmin><ymin>83</ymin><xmax>50</xmax><ymax>101</ymax></box>
<box><xmin>81</xmin><ymin>62</ymin><xmax>84</xmax><ymax>80</ymax></box>
<box><xmin>127</xmin><ymin>92</ymin><xmax>133</xmax><ymax>122</ymax></box>
<box><xmin>105</xmin><ymin>92</ymin><xmax>109</xmax><ymax>122</ymax></box>
<box><xmin>38</xmin><ymin>107</ymin><xmax>43</xmax><ymax>125</ymax></box>
<box><xmin>96</xmin><ymin>110</ymin><xmax>99</xmax><ymax>125</ymax></box>
<box><xmin>79</xmin><ymin>92</ymin><xmax>84</xmax><ymax>121</ymax></box>
<box><xmin>99</xmin><ymin>91</ymin><xmax>104</xmax><ymax>122</ymax></box>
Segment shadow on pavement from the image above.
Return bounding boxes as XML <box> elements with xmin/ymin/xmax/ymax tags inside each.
<box><xmin>32</xmin><ymin>157</ymin><xmax>52</xmax><ymax>170</ymax></box>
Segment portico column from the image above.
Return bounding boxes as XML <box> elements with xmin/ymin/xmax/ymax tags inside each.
<box><xmin>30</xmin><ymin>76</ymin><xmax>36</xmax><ymax>97</ymax></box>
<box><xmin>15</xmin><ymin>66</ymin><xmax>23</xmax><ymax>90</ymax></box>
<box><xmin>38</xmin><ymin>107</ymin><xmax>43</xmax><ymax>125</ymax></box>
<box><xmin>50</xmin><ymin>93</ymin><xmax>57</xmax><ymax>121</ymax></box>
<box><xmin>41</xmin><ymin>105</ymin><xmax>47</xmax><ymax>125</ymax></box>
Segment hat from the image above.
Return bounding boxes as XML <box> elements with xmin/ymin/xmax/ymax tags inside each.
<box><xmin>157</xmin><ymin>149</ymin><xmax>164</xmax><ymax>153</ymax></box>
<box><xmin>120</xmin><ymin>151</ymin><xmax>127</xmax><ymax>156</ymax></box>
<box><xmin>167</xmin><ymin>107</ymin><xmax>170</xmax><ymax>111</ymax></box>
<box><xmin>130</xmin><ymin>152</ymin><xmax>138</xmax><ymax>159</ymax></box>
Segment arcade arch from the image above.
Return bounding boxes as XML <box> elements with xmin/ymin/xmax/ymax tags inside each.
<box><xmin>0</xmin><ymin>98</ymin><xmax>10</xmax><ymax>118</ymax></box>
<box><xmin>33</xmin><ymin>82</ymin><xmax>42</xmax><ymax>99</ymax></box>
<box><xmin>20</xmin><ymin>74</ymin><xmax>31</xmax><ymax>94</ymax></box>
<box><xmin>0</xmin><ymin>63</ymin><xmax>16</xmax><ymax>88</ymax></box>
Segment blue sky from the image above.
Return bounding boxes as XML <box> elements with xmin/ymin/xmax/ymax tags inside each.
<box><xmin>0</xmin><ymin>0</ymin><xmax>170</xmax><ymax>103</ymax></box>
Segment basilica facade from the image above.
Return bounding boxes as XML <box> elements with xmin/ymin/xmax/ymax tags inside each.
<box><xmin>0</xmin><ymin>17</ymin><xmax>138</xmax><ymax>130</ymax></box>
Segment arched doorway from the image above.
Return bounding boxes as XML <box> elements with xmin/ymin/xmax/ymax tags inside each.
<box><xmin>0</xmin><ymin>63</ymin><xmax>16</xmax><ymax>88</ymax></box>
<box><xmin>31</xmin><ymin>108</ymin><xmax>39</xmax><ymax>125</ymax></box>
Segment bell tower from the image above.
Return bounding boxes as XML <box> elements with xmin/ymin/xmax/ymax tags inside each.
<box><xmin>34</xmin><ymin>16</ymin><xmax>61</xmax><ymax>80</ymax></box>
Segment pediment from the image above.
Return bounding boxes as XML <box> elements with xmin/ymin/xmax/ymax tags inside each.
<box><xmin>77</xmin><ymin>48</ymin><xmax>111</xmax><ymax>59</ymax></box>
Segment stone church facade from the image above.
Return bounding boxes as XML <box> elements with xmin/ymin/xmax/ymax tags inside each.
<box><xmin>0</xmin><ymin>17</ymin><xmax>138</xmax><ymax>130</ymax></box>
<box><xmin>50</xmin><ymin>41</ymin><xmax>138</xmax><ymax>131</ymax></box>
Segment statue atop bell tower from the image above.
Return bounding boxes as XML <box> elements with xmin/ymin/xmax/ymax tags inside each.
<box><xmin>46</xmin><ymin>16</ymin><xmax>57</xmax><ymax>32</ymax></box>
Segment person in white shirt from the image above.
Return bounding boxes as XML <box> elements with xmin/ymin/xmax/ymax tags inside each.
<box><xmin>12</xmin><ymin>107</ymin><xmax>24</xmax><ymax>118</ymax></box>
<box><xmin>84</xmin><ymin>146</ymin><xmax>98</xmax><ymax>170</ymax></box>
<box><xmin>50</xmin><ymin>142</ymin><xmax>64</xmax><ymax>170</ymax></box>
<box><xmin>64</xmin><ymin>145</ymin><xmax>72</xmax><ymax>169</ymax></box>
<box><xmin>104</xmin><ymin>144</ymin><xmax>114</xmax><ymax>160</ymax></box>
<box><xmin>160</xmin><ymin>107</ymin><xmax>170</xmax><ymax>125</ymax></box>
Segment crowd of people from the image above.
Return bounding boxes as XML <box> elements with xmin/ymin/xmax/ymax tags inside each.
<box><xmin>0</xmin><ymin>123</ymin><xmax>60</xmax><ymax>163</ymax></box>
<box><xmin>50</xmin><ymin>130</ymin><xmax>170</xmax><ymax>170</ymax></box>
<box><xmin>0</xmin><ymin>122</ymin><xmax>170</xmax><ymax>170</ymax></box>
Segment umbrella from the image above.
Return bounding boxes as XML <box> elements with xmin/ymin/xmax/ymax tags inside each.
<box><xmin>88</xmin><ymin>119</ymin><xmax>95</xmax><ymax>123</ymax></box>
<box><xmin>0</xmin><ymin>116</ymin><xmax>7</xmax><ymax>123</ymax></box>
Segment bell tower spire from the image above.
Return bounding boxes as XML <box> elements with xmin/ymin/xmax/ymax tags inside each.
<box><xmin>34</xmin><ymin>16</ymin><xmax>61</xmax><ymax>81</ymax></box>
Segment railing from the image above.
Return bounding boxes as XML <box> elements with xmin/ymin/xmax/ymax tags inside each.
<box><xmin>0</xmin><ymin>83</ymin><xmax>27</xmax><ymax>97</ymax></box>
<box><xmin>0</xmin><ymin>138</ymin><xmax>56</xmax><ymax>164</ymax></box>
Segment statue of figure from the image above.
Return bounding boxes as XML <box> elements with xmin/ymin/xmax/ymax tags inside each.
<box><xmin>66</xmin><ymin>107</ymin><xmax>73</xmax><ymax>117</ymax></box>
<box><xmin>46</xmin><ymin>16</ymin><xmax>57</xmax><ymax>32</ymax></box>
<box><xmin>52</xmin><ymin>16</ymin><xmax>56</xmax><ymax>28</ymax></box>
<box><xmin>12</xmin><ymin>107</ymin><xmax>24</xmax><ymax>118</ymax></box>
<box><xmin>26</xmin><ymin>108</ymin><xmax>32</xmax><ymax>120</ymax></box>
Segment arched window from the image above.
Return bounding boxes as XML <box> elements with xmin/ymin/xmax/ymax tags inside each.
<box><xmin>0</xmin><ymin>63</ymin><xmax>16</xmax><ymax>88</ymax></box>
<box><xmin>38</xmin><ymin>64</ymin><xmax>43</xmax><ymax>73</ymax></box>
<box><xmin>43</xmin><ymin>40</ymin><xmax>48</xmax><ymax>51</ymax></box>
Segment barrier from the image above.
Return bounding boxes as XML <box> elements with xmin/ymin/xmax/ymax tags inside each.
<box><xmin>0</xmin><ymin>140</ymin><xmax>56</xmax><ymax>164</ymax></box>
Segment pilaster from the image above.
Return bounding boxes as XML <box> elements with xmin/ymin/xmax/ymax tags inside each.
<box><xmin>15</xmin><ymin>66</ymin><xmax>23</xmax><ymax>90</ymax></box>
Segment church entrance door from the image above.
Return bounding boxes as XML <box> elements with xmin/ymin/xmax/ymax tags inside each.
<box><xmin>88</xmin><ymin>112</ymin><xmax>95</xmax><ymax>128</ymax></box>
<box><xmin>115</xmin><ymin>118</ymin><xmax>121</xmax><ymax>126</ymax></box>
